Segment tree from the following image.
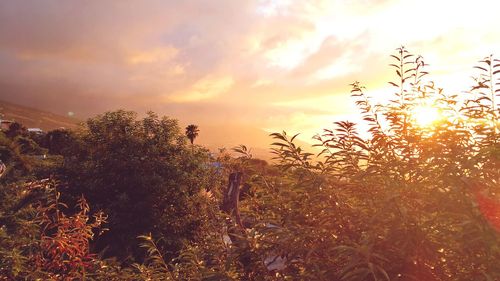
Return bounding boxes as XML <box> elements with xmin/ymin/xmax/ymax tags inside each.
<box><xmin>0</xmin><ymin>48</ymin><xmax>499</xmax><ymax>280</ymax></box>
<box><xmin>45</xmin><ymin>128</ymin><xmax>76</xmax><ymax>155</ymax></box>
<box><xmin>5</xmin><ymin>122</ymin><xmax>25</xmax><ymax>139</ymax></box>
<box><xmin>185</xmin><ymin>124</ymin><xmax>199</xmax><ymax>145</ymax></box>
<box><xmin>60</xmin><ymin>111</ymin><xmax>218</xmax><ymax>262</ymax></box>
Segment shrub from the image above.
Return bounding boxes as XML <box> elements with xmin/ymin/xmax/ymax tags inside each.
<box><xmin>222</xmin><ymin>47</ymin><xmax>500</xmax><ymax>281</ymax></box>
<box><xmin>60</xmin><ymin>111</ymin><xmax>220</xmax><ymax>262</ymax></box>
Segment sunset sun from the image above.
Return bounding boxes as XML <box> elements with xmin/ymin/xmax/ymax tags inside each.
<box><xmin>1</xmin><ymin>1</ymin><xmax>499</xmax><ymax>279</ymax></box>
<box><xmin>412</xmin><ymin>105</ymin><xmax>441</xmax><ymax>127</ymax></box>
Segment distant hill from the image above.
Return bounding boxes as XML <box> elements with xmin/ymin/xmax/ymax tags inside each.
<box><xmin>0</xmin><ymin>100</ymin><xmax>80</xmax><ymax>131</ymax></box>
<box><xmin>0</xmin><ymin>100</ymin><xmax>318</xmax><ymax>161</ymax></box>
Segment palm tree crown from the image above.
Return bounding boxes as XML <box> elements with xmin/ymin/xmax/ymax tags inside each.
<box><xmin>185</xmin><ymin>124</ymin><xmax>199</xmax><ymax>145</ymax></box>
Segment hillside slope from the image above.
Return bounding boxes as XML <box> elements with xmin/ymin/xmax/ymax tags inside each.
<box><xmin>0</xmin><ymin>100</ymin><xmax>80</xmax><ymax>130</ymax></box>
<box><xmin>0</xmin><ymin>100</ymin><xmax>318</xmax><ymax>161</ymax></box>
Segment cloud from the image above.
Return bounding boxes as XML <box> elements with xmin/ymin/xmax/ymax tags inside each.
<box><xmin>169</xmin><ymin>75</ymin><xmax>234</xmax><ymax>102</ymax></box>
<box><xmin>251</xmin><ymin>79</ymin><xmax>274</xmax><ymax>88</ymax></box>
<box><xmin>127</xmin><ymin>47</ymin><xmax>179</xmax><ymax>65</ymax></box>
<box><xmin>0</xmin><ymin>0</ymin><xmax>499</xmax><ymax>142</ymax></box>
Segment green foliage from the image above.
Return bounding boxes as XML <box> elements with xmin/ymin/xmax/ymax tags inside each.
<box><xmin>0</xmin><ymin>180</ymin><xmax>44</xmax><ymax>279</ymax></box>
<box><xmin>45</xmin><ymin>128</ymin><xmax>77</xmax><ymax>156</ymax></box>
<box><xmin>5</xmin><ymin>122</ymin><xmax>25</xmax><ymax>139</ymax></box>
<box><xmin>60</xmin><ymin>111</ymin><xmax>219</xmax><ymax>262</ymax></box>
<box><xmin>0</xmin><ymin>131</ymin><xmax>61</xmax><ymax>184</ymax></box>
<box><xmin>224</xmin><ymin>47</ymin><xmax>500</xmax><ymax>281</ymax></box>
<box><xmin>0</xmin><ymin>48</ymin><xmax>499</xmax><ymax>280</ymax></box>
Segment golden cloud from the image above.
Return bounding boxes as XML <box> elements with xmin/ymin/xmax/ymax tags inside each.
<box><xmin>168</xmin><ymin>75</ymin><xmax>234</xmax><ymax>103</ymax></box>
<box><xmin>127</xmin><ymin>46</ymin><xmax>178</xmax><ymax>65</ymax></box>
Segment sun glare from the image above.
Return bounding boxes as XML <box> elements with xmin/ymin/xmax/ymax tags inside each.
<box><xmin>412</xmin><ymin>105</ymin><xmax>440</xmax><ymax>127</ymax></box>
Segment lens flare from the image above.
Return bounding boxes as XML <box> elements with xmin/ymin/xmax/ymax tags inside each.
<box><xmin>412</xmin><ymin>105</ymin><xmax>440</xmax><ymax>127</ymax></box>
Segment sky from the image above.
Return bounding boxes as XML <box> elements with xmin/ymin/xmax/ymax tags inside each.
<box><xmin>0</xmin><ymin>0</ymin><xmax>499</xmax><ymax>143</ymax></box>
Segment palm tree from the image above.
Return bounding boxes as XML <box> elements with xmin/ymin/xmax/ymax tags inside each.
<box><xmin>185</xmin><ymin>124</ymin><xmax>199</xmax><ymax>145</ymax></box>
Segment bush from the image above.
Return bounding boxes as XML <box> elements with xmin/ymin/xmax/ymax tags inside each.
<box><xmin>0</xmin><ymin>48</ymin><xmax>498</xmax><ymax>280</ymax></box>
<box><xmin>216</xmin><ymin>47</ymin><xmax>500</xmax><ymax>280</ymax></box>
<box><xmin>0</xmin><ymin>180</ymin><xmax>108</xmax><ymax>280</ymax></box>
<box><xmin>60</xmin><ymin>111</ymin><xmax>221</xmax><ymax>262</ymax></box>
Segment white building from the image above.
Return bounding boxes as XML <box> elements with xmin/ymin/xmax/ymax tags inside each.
<box><xmin>27</xmin><ymin>128</ymin><xmax>44</xmax><ymax>134</ymax></box>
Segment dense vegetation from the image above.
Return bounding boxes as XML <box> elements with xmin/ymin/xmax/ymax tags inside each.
<box><xmin>0</xmin><ymin>48</ymin><xmax>499</xmax><ymax>280</ymax></box>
